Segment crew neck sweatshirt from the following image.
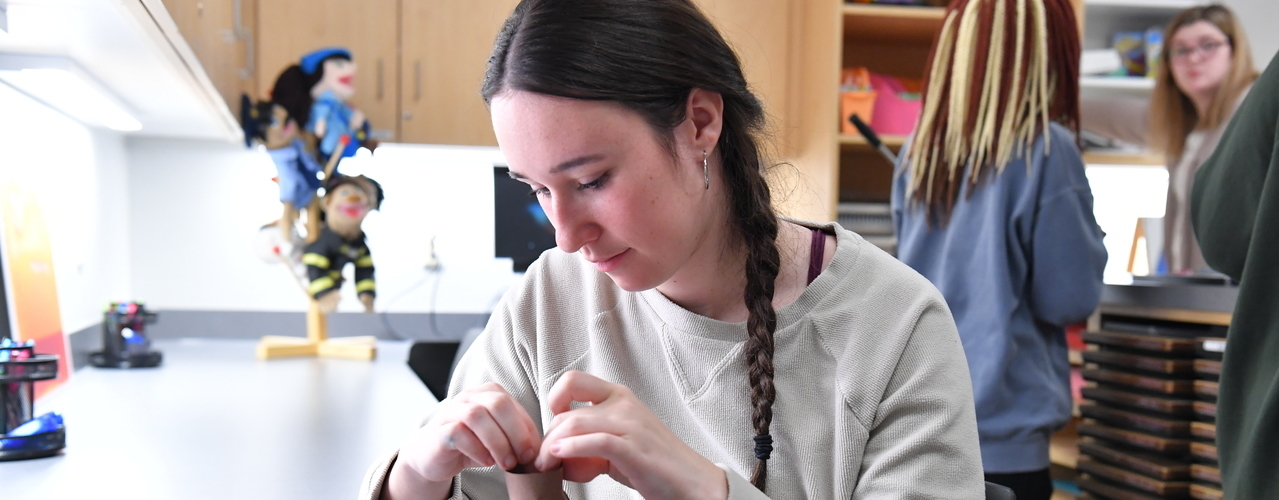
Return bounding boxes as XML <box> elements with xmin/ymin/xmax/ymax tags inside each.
<box><xmin>892</xmin><ymin>123</ymin><xmax>1107</xmax><ymax>473</ymax></box>
<box><xmin>360</xmin><ymin>222</ymin><xmax>983</xmax><ymax>499</ymax></box>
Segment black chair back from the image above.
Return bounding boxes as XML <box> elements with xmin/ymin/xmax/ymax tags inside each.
<box><xmin>985</xmin><ymin>481</ymin><xmax>1016</xmax><ymax>500</ymax></box>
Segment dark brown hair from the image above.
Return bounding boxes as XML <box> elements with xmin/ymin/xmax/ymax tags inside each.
<box><xmin>904</xmin><ymin>0</ymin><xmax>1081</xmax><ymax>224</ymax></box>
<box><xmin>1149</xmin><ymin>4</ymin><xmax>1257</xmax><ymax>162</ymax></box>
<box><xmin>482</xmin><ymin>0</ymin><xmax>780</xmax><ymax>490</ymax></box>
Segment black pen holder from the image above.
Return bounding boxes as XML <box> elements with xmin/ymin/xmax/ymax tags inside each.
<box><xmin>0</xmin><ymin>344</ymin><xmax>65</xmax><ymax>461</ymax></box>
<box><xmin>90</xmin><ymin>302</ymin><xmax>162</xmax><ymax>369</ymax></box>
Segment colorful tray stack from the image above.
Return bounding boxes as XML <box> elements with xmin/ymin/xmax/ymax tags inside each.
<box><xmin>1075</xmin><ymin>319</ymin><xmax>1208</xmax><ymax>500</ymax></box>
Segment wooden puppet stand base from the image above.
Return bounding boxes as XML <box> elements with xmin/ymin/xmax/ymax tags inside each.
<box><xmin>256</xmin><ymin>301</ymin><xmax>377</xmax><ymax>360</ymax></box>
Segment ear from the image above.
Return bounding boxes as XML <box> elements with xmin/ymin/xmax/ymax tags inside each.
<box><xmin>682</xmin><ymin>88</ymin><xmax>724</xmax><ymax>156</ymax></box>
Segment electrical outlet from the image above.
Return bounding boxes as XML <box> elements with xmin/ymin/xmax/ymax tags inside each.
<box><xmin>424</xmin><ymin>236</ymin><xmax>441</xmax><ymax>271</ymax></box>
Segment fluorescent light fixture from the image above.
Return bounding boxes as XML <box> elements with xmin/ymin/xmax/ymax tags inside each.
<box><xmin>0</xmin><ymin>54</ymin><xmax>142</xmax><ymax>131</ymax></box>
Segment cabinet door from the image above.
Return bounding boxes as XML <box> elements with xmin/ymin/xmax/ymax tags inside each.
<box><xmin>161</xmin><ymin>0</ymin><xmax>255</xmax><ymax>116</ymax></box>
<box><xmin>257</xmin><ymin>0</ymin><xmax>400</xmax><ymax>141</ymax></box>
<box><xmin>400</xmin><ymin>0</ymin><xmax>520</xmax><ymax>146</ymax></box>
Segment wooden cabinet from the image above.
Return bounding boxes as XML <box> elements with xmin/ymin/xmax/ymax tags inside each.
<box><xmin>256</xmin><ymin>0</ymin><xmax>400</xmax><ymax>142</ymax></box>
<box><xmin>160</xmin><ymin>0</ymin><xmax>257</xmax><ymax>120</ymax></box>
<box><xmin>399</xmin><ymin>0</ymin><xmax>519</xmax><ymax>146</ymax></box>
<box><xmin>154</xmin><ymin>0</ymin><xmax>839</xmax><ymax>224</ymax></box>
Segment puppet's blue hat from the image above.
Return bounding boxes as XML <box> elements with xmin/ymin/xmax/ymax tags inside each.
<box><xmin>300</xmin><ymin>47</ymin><xmax>352</xmax><ymax>75</ymax></box>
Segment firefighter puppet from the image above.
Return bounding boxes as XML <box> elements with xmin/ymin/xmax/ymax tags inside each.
<box><xmin>303</xmin><ymin>174</ymin><xmax>384</xmax><ymax>314</ymax></box>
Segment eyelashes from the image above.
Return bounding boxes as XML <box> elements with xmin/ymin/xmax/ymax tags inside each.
<box><xmin>526</xmin><ymin>172</ymin><xmax>610</xmax><ymax>198</ymax></box>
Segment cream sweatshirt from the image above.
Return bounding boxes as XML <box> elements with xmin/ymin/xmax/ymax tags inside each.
<box><xmin>360</xmin><ymin>222</ymin><xmax>983</xmax><ymax>499</ymax></box>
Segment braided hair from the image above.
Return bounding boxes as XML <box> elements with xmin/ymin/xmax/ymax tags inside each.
<box><xmin>482</xmin><ymin>0</ymin><xmax>781</xmax><ymax>490</ymax></box>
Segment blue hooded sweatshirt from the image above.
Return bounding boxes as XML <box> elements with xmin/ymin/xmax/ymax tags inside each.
<box><xmin>891</xmin><ymin>122</ymin><xmax>1107</xmax><ymax>473</ymax></box>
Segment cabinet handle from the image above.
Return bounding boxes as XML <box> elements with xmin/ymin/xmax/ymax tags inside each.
<box><xmin>377</xmin><ymin>59</ymin><xmax>384</xmax><ymax>100</ymax></box>
<box><xmin>233</xmin><ymin>0</ymin><xmax>253</xmax><ymax>79</ymax></box>
<box><xmin>414</xmin><ymin>60</ymin><xmax>422</xmax><ymax>101</ymax></box>
<box><xmin>403</xmin><ymin>110</ymin><xmax>413</xmax><ymax>121</ymax></box>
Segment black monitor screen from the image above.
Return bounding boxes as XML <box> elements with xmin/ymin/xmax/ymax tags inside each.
<box><xmin>494</xmin><ymin>166</ymin><xmax>556</xmax><ymax>272</ymax></box>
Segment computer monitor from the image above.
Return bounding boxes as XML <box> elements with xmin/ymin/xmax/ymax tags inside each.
<box><xmin>493</xmin><ymin>166</ymin><xmax>556</xmax><ymax>272</ymax></box>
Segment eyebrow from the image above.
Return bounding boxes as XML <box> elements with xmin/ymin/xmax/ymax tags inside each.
<box><xmin>507</xmin><ymin>154</ymin><xmax>606</xmax><ymax>180</ymax></box>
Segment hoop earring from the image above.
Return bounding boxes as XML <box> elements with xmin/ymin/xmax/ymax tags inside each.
<box><xmin>703</xmin><ymin>150</ymin><xmax>710</xmax><ymax>190</ymax></box>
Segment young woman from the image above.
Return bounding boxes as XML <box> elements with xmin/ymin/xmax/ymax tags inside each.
<box><xmin>361</xmin><ymin>0</ymin><xmax>982</xmax><ymax>499</ymax></box>
<box><xmin>1150</xmin><ymin>5</ymin><xmax>1257</xmax><ymax>275</ymax></box>
<box><xmin>891</xmin><ymin>0</ymin><xmax>1107</xmax><ymax>499</ymax></box>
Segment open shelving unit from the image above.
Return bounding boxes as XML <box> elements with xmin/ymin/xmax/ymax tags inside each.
<box><xmin>837</xmin><ymin>3</ymin><xmax>945</xmax><ymax>207</ymax></box>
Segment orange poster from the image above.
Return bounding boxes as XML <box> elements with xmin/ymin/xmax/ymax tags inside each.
<box><xmin>0</xmin><ymin>180</ymin><xmax>70</xmax><ymax>397</ymax></box>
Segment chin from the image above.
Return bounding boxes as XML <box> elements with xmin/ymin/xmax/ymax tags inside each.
<box><xmin>600</xmin><ymin>268</ymin><xmax>666</xmax><ymax>293</ymax></box>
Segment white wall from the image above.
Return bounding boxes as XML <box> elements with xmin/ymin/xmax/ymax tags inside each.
<box><xmin>1221</xmin><ymin>0</ymin><xmax>1279</xmax><ymax>70</ymax></box>
<box><xmin>125</xmin><ymin>140</ymin><xmax>521</xmax><ymax>314</ymax></box>
<box><xmin>0</xmin><ymin>83</ymin><xmax>132</xmax><ymax>335</ymax></box>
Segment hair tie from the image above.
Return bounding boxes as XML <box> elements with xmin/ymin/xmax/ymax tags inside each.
<box><xmin>753</xmin><ymin>434</ymin><xmax>773</xmax><ymax>460</ymax></box>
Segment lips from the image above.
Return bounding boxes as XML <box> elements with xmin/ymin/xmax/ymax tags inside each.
<box><xmin>590</xmin><ymin>249</ymin><xmax>628</xmax><ymax>273</ymax></box>
<box><xmin>338</xmin><ymin>203</ymin><xmax>365</xmax><ymax>219</ymax></box>
<box><xmin>339</xmin><ymin>76</ymin><xmax>354</xmax><ymax>86</ymax></box>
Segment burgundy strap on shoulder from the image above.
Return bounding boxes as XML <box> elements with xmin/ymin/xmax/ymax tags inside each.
<box><xmin>807</xmin><ymin>228</ymin><xmax>825</xmax><ymax>285</ymax></box>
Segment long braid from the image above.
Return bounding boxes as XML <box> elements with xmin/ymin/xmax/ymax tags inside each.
<box><xmin>720</xmin><ymin>121</ymin><xmax>781</xmax><ymax>489</ymax></box>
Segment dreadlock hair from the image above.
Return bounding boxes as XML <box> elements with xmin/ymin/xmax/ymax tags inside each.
<box><xmin>903</xmin><ymin>0</ymin><xmax>1081</xmax><ymax>225</ymax></box>
<box><xmin>482</xmin><ymin>0</ymin><xmax>780</xmax><ymax>491</ymax></box>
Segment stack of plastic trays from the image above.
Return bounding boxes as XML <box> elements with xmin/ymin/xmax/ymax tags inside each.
<box><xmin>1075</xmin><ymin>325</ymin><xmax>1199</xmax><ymax>500</ymax></box>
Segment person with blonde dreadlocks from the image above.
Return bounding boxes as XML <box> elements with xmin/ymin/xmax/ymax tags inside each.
<box><xmin>891</xmin><ymin>0</ymin><xmax>1107</xmax><ymax>499</ymax></box>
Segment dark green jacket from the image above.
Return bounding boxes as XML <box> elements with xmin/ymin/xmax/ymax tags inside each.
<box><xmin>1192</xmin><ymin>51</ymin><xmax>1279</xmax><ymax>499</ymax></box>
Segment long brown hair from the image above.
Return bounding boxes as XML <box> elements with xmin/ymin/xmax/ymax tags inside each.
<box><xmin>903</xmin><ymin>0</ymin><xmax>1080</xmax><ymax>224</ymax></box>
<box><xmin>1149</xmin><ymin>4</ymin><xmax>1257</xmax><ymax>162</ymax></box>
<box><xmin>482</xmin><ymin>0</ymin><xmax>781</xmax><ymax>491</ymax></box>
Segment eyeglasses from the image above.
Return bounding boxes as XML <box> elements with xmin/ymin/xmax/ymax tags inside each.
<box><xmin>1170</xmin><ymin>40</ymin><xmax>1228</xmax><ymax>62</ymax></box>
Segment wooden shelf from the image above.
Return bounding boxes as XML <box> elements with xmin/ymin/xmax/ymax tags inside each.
<box><xmin>842</xmin><ymin>4</ymin><xmax>945</xmax><ymax>44</ymax></box>
<box><xmin>1083</xmin><ymin>150</ymin><xmax>1165</xmax><ymax>166</ymax></box>
<box><xmin>1051</xmin><ymin>417</ymin><xmax>1081</xmax><ymax>469</ymax></box>
<box><xmin>1084</xmin><ymin>0</ymin><xmax>1205</xmax><ymax>10</ymax></box>
<box><xmin>839</xmin><ymin>133</ymin><xmax>908</xmax><ymax>149</ymax></box>
<box><xmin>1081</xmin><ymin>76</ymin><xmax>1156</xmax><ymax>91</ymax></box>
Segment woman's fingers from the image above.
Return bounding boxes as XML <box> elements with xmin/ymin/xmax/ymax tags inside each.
<box><xmin>437</xmin><ymin>421</ymin><xmax>494</xmax><ymax>467</ymax></box>
<box><xmin>464</xmin><ymin>390</ymin><xmax>543</xmax><ymax>466</ymax></box>
<box><xmin>546</xmin><ymin>370</ymin><xmax>619</xmax><ymax>414</ymax></box>
<box><xmin>452</xmin><ymin>397</ymin><xmax>527</xmax><ymax>470</ymax></box>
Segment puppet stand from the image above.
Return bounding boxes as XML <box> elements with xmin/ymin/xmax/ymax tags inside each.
<box><xmin>256</xmin><ymin>136</ymin><xmax>375</xmax><ymax>360</ymax></box>
<box><xmin>256</xmin><ymin>299</ymin><xmax>377</xmax><ymax>360</ymax></box>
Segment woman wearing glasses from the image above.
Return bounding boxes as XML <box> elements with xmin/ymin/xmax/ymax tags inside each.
<box><xmin>1150</xmin><ymin>5</ymin><xmax>1257</xmax><ymax>275</ymax></box>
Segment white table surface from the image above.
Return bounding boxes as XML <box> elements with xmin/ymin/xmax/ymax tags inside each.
<box><xmin>0</xmin><ymin>338</ymin><xmax>436</xmax><ymax>500</ymax></box>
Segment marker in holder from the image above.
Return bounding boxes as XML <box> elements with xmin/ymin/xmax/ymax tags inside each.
<box><xmin>0</xmin><ymin>341</ymin><xmax>65</xmax><ymax>461</ymax></box>
<box><xmin>90</xmin><ymin>301</ymin><xmax>162</xmax><ymax>369</ymax></box>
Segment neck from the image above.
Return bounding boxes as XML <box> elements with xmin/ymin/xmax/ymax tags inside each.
<box><xmin>1189</xmin><ymin>90</ymin><xmax>1215</xmax><ymax>123</ymax></box>
<box><xmin>656</xmin><ymin>220</ymin><xmax>814</xmax><ymax>324</ymax></box>
<box><xmin>657</xmin><ymin>236</ymin><xmax>750</xmax><ymax>323</ymax></box>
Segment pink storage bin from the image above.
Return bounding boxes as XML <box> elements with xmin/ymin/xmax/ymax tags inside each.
<box><xmin>868</xmin><ymin>73</ymin><xmax>923</xmax><ymax>136</ymax></box>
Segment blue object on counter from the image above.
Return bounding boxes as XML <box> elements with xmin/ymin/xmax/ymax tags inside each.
<box><xmin>5</xmin><ymin>412</ymin><xmax>63</xmax><ymax>440</ymax></box>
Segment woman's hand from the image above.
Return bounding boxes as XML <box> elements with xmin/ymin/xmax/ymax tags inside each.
<box><xmin>384</xmin><ymin>383</ymin><xmax>543</xmax><ymax>500</ymax></box>
<box><xmin>532</xmin><ymin>371</ymin><xmax>728</xmax><ymax>500</ymax></box>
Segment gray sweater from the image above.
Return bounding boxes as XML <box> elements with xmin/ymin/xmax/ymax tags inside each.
<box><xmin>360</xmin><ymin>222</ymin><xmax>983</xmax><ymax>499</ymax></box>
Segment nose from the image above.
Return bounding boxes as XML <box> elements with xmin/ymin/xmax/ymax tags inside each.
<box><xmin>546</xmin><ymin>195</ymin><xmax>599</xmax><ymax>254</ymax></box>
<box><xmin>346</xmin><ymin>195</ymin><xmax>362</xmax><ymax>203</ymax></box>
